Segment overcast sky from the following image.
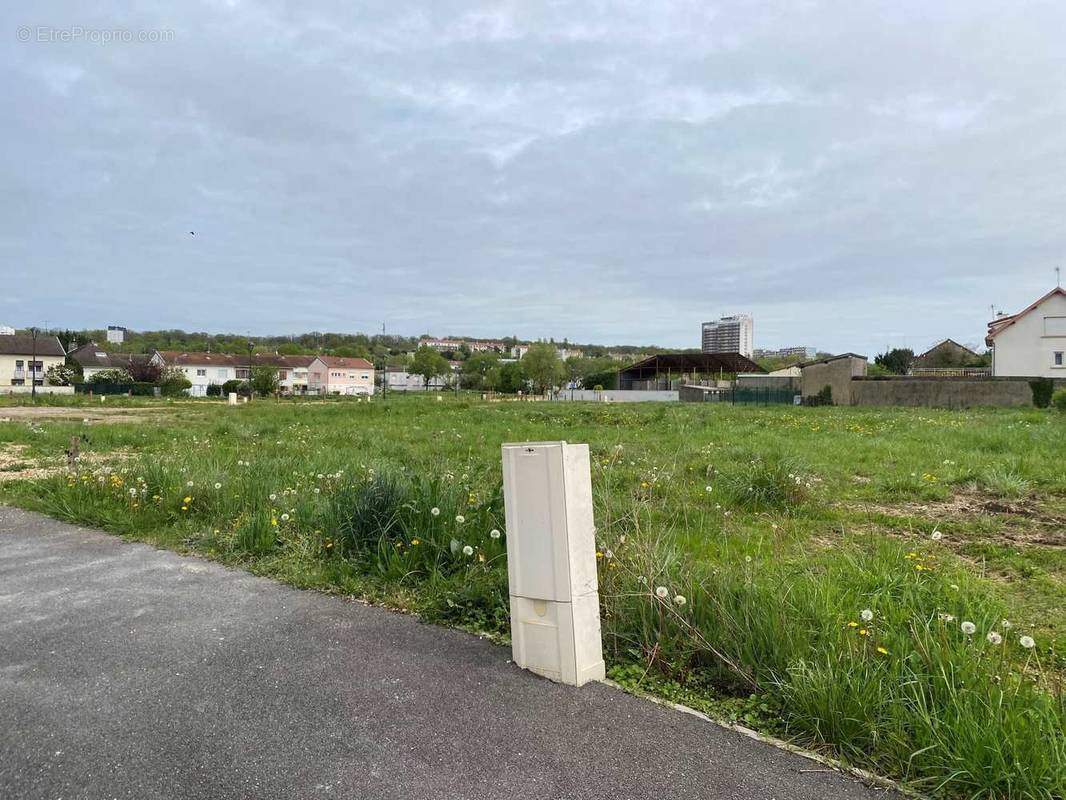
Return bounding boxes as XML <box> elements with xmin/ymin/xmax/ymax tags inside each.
<box><xmin>3</xmin><ymin>2</ymin><xmax>1065</xmax><ymax>353</ymax></box>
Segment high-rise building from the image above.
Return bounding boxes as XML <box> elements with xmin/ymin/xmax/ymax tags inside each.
<box><xmin>106</xmin><ymin>325</ymin><xmax>127</xmax><ymax>344</ymax></box>
<box><xmin>701</xmin><ymin>315</ymin><xmax>753</xmax><ymax>357</ymax></box>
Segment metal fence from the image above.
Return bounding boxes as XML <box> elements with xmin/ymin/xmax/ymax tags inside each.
<box><xmin>729</xmin><ymin>386</ymin><xmax>798</xmax><ymax>405</ymax></box>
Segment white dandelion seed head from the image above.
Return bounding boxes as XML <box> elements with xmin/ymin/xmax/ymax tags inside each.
<box><xmin>705</xmin><ymin>485</ymin><xmax>713</xmax><ymax>493</ymax></box>
<box><xmin>186</xmin><ymin>481</ymin><xmax>194</xmax><ymax>488</ymax></box>
<box><xmin>430</xmin><ymin>507</ymin><xmax>440</xmax><ymax>517</ymax></box>
<box><xmin>462</xmin><ymin>545</ymin><xmax>474</xmax><ymax>556</ymax></box>
<box><xmin>269</xmin><ymin>493</ymin><xmax>277</xmax><ymax>501</ymax></box>
<box><xmin>654</xmin><ymin>586</ymin><xmax>669</xmax><ymax>599</ymax></box>
<box><xmin>960</xmin><ymin>621</ymin><xmax>977</xmax><ymax>635</ymax></box>
<box><xmin>455</xmin><ymin>515</ymin><xmax>465</xmax><ymax>524</ymax></box>
<box><xmin>673</xmin><ymin>595</ymin><xmax>687</xmax><ymax>606</ymax></box>
<box><xmin>986</xmin><ymin>631</ymin><xmax>1002</xmax><ymax>645</ymax></box>
<box><xmin>314</xmin><ymin>487</ymin><xmax>321</xmax><ymax>494</ymax></box>
<box><xmin>604</xmin><ymin>550</ymin><xmax>614</xmax><ymax>559</ymax></box>
<box><xmin>1001</xmin><ymin>619</ymin><xmax>1012</xmax><ymax>629</ymax></box>
<box><xmin>931</xmin><ymin>529</ymin><xmax>943</xmax><ymax>541</ymax></box>
<box><xmin>860</xmin><ymin>609</ymin><xmax>874</xmax><ymax>622</ymax></box>
<box><xmin>280</xmin><ymin>513</ymin><xmax>289</xmax><ymax>522</ymax></box>
<box><xmin>214</xmin><ymin>482</ymin><xmax>222</xmax><ymax>490</ymax></box>
<box><xmin>1019</xmin><ymin>635</ymin><xmax>1036</xmax><ymax>649</ymax></box>
<box><xmin>744</xmin><ymin>555</ymin><xmax>752</xmax><ymax>563</ymax></box>
<box><xmin>490</xmin><ymin>529</ymin><xmax>501</xmax><ymax>539</ymax></box>
<box><xmin>128</xmin><ymin>488</ymin><xmax>137</xmax><ymax>496</ymax></box>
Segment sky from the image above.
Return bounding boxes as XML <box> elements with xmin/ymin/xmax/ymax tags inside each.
<box><xmin>3</xmin><ymin>1</ymin><xmax>1065</xmax><ymax>354</ymax></box>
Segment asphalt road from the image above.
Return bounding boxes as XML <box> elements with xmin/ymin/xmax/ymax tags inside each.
<box><xmin>0</xmin><ymin>507</ymin><xmax>896</xmax><ymax>800</ymax></box>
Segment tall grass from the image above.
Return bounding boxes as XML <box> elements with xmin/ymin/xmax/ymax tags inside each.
<box><xmin>4</xmin><ymin>399</ymin><xmax>1066</xmax><ymax>798</ymax></box>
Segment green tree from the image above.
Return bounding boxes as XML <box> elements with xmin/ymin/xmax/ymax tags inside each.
<box><xmin>158</xmin><ymin>367</ymin><xmax>192</xmax><ymax>396</ymax></box>
<box><xmin>250</xmin><ymin>366</ymin><xmax>280</xmax><ymax>397</ymax></box>
<box><xmin>874</xmin><ymin>348</ymin><xmax>914</xmax><ymax>375</ymax></box>
<box><xmin>522</xmin><ymin>343</ymin><xmax>564</xmax><ymax>394</ymax></box>
<box><xmin>46</xmin><ymin>364</ymin><xmax>79</xmax><ymax>386</ymax></box>
<box><xmin>460</xmin><ymin>351</ymin><xmax>499</xmax><ymax>390</ymax></box>
<box><xmin>409</xmin><ymin>346</ymin><xmax>451</xmax><ymax>388</ymax></box>
<box><xmin>494</xmin><ymin>362</ymin><xmax>526</xmax><ymax>394</ymax></box>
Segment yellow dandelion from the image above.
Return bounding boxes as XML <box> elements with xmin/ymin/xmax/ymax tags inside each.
<box><xmin>847</xmin><ymin>621</ymin><xmax>859</xmax><ymax>628</ymax></box>
<box><xmin>876</xmin><ymin>646</ymin><xmax>889</xmax><ymax>655</ymax></box>
<box><xmin>858</xmin><ymin>628</ymin><xmax>869</xmax><ymax>636</ymax></box>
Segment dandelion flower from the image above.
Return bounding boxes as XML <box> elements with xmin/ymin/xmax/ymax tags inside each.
<box><xmin>183</xmin><ymin>496</ymin><xmax>192</xmax><ymax>504</ymax></box>
<box><xmin>186</xmin><ymin>481</ymin><xmax>194</xmax><ymax>488</ymax></box>
<box><xmin>961</xmin><ymin>621</ymin><xmax>977</xmax><ymax>635</ymax></box>
<box><xmin>858</xmin><ymin>628</ymin><xmax>869</xmax><ymax>636</ymax></box>
<box><xmin>128</xmin><ymin>488</ymin><xmax>137</xmax><ymax>496</ymax></box>
<box><xmin>705</xmin><ymin>485</ymin><xmax>713</xmax><ymax>493</ymax></box>
<box><xmin>744</xmin><ymin>555</ymin><xmax>752</xmax><ymax>563</ymax></box>
<box><xmin>313</xmin><ymin>487</ymin><xmax>320</xmax><ymax>494</ymax></box>
<box><xmin>455</xmin><ymin>515</ymin><xmax>465</xmax><ymax>524</ymax></box>
<box><xmin>410</xmin><ymin>539</ymin><xmax>420</xmax><ymax>546</ymax></box>
<box><xmin>430</xmin><ymin>507</ymin><xmax>440</xmax><ymax>517</ymax></box>
<box><xmin>1001</xmin><ymin>619</ymin><xmax>1012</xmax><ymax>629</ymax></box>
<box><xmin>490</xmin><ymin>529</ymin><xmax>501</xmax><ymax>539</ymax></box>
<box><xmin>462</xmin><ymin>545</ymin><xmax>474</xmax><ymax>556</ymax></box>
<box><xmin>654</xmin><ymin>586</ymin><xmax>669</xmax><ymax>599</ymax></box>
<box><xmin>604</xmin><ymin>549</ymin><xmax>614</xmax><ymax>559</ymax></box>
<box><xmin>931</xmin><ymin>529</ymin><xmax>943</xmax><ymax>541</ymax></box>
<box><xmin>673</xmin><ymin>595</ymin><xmax>687</xmax><ymax>606</ymax></box>
<box><xmin>986</xmin><ymin>631</ymin><xmax>1002</xmax><ymax>645</ymax></box>
<box><xmin>281</xmin><ymin>513</ymin><xmax>289</xmax><ymax>522</ymax></box>
<box><xmin>269</xmin><ymin>493</ymin><xmax>277</xmax><ymax>501</ymax></box>
<box><xmin>860</xmin><ymin>609</ymin><xmax>874</xmax><ymax>622</ymax></box>
<box><xmin>876</xmin><ymin>646</ymin><xmax>889</xmax><ymax>655</ymax></box>
<box><xmin>1019</xmin><ymin>635</ymin><xmax>1036</xmax><ymax>649</ymax></box>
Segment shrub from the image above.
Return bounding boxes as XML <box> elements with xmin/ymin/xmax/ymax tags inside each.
<box><xmin>88</xmin><ymin>368</ymin><xmax>132</xmax><ymax>385</ymax></box>
<box><xmin>1030</xmin><ymin>378</ymin><xmax>1054</xmax><ymax>408</ymax></box>
<box><xmin>1053</xmin><ymin>388</ymin><xmax>1066</xmax><ymax>413</ymax></box>
<box><xmin>206</xmin><ymin>383</ymin><xmax>223</xmax><ymax>397</ymax></box>
<box><xmin>130</xmin><ymin>382</ymin><xmax>156</xmax><ymax>396</ymax></box>
<box><xmin>158</xmin><ymin>367</ymin><xmax>192</xmax><ymax>397</ymax></box>
<box><xmin>803</xmin><ymin>385</ymin><xmax>833</xmax><ymax>406</ymax></box>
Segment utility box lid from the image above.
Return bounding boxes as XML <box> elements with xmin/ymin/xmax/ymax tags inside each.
<box><xmin>501</xmin><ymin>441</ymin><xmax>598</xmax><ymax>603</ymax></box>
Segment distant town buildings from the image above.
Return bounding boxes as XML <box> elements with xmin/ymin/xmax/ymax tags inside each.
<box><xmin>0</xmin><ymin>325</ymin><xmax>15</xmax><ymax>336</ymax></box>
<box><xmin>0</xmin><ymin>333</ymin><xmax>66</xmax><ymax>388</ymax></box>
<box><xmin>701</xmin><ymin>315</ymin><xmax>753</xmax><ymax>358</ymax></box>
<box><xmin>986</xmin><ymin>286</ymin><xmax>1066</xmax><ymax>377</ymax></box>
<box><xmin>419</xmin><ymin>338</ymin><xmax>503</xmax><ymax>353</ymax></box>
<box><xmin>753</xmin><ymin>346</ymin><xmax>817</xmax><ymax>360</ymax></box>
<box><xmin>106</xmin><ymin>325</ymin><xmax>127</xmax><ymax>344</ymax></box>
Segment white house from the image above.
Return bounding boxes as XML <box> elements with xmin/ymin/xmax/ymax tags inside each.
<box><xmin>986</xmin><ymin>287</ymin><xmax>1066</xmax><ymax>377</ymax></box>
<box><xmin>160</xmin><ymin>352</ymin><xmax>243</xmax><ymax>396</ymax></box>
<box><xmin>0</xmin><ymin>333</ymin><xmax>66</xmax><ymax>388</ymax></box>
<box><xmin>385</xmin><ymin>367</ymin><xmax>455</xmax><ymax>391</ymax></box>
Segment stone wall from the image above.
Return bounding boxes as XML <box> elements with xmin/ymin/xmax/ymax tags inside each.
<box><xmin>849</xmin><ymin>377</ymin><xmax>1065</xmax><ymax>408</ymax></box>
<box><xmin>800</xmin><ymin>356</ymin><xmax>866</xmax><ymax>404</ymax></box>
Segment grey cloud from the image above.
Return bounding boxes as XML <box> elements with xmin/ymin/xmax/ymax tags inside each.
<box><xmin>2</xmin><ymin>1</ymin><xmax>1065</xmax><ymax>353</ymax></box>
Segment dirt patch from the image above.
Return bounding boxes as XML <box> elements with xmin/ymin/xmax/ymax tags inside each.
<box><xmin>0</xmin><ymin>444</ymin><xmax>57</xmax><ymax>482</ymax></box>
<box><xmin>845</xmin><ymin>490</ymin><xmax>1065</xmax><ymax>548</ymax></box>
<box><xmin>0</xmin><ymin>406</ymin><xmax>165</xmax><ymax>425</ymax></box>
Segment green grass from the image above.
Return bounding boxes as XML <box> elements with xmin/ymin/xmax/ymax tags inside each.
<box><xmin>1</xmin><ymin>395</ymin><xmax>1064</xmax><ymax>798</ymax></box>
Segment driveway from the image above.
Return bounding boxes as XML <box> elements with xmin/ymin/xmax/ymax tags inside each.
<box><xmin>0</xmin><ymin>507</ymin><xmax>896</xmax><ymax>800</ymax></box>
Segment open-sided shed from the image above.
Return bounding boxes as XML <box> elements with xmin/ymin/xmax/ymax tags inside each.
<box><xmin>617</xmin><ymin>352</ymin><xmax>764</xmax><ymax>390</ymax></box>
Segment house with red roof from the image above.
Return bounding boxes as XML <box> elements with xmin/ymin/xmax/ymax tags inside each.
<box><xmin>985</xmin><ymin>287</ymin><xmax>1066</xmax><ymax>377</ymax></box>
<box><xmin>308</xmin><ymin>356</ymin><xmax>375</xmax><ymax>395</ymax></box>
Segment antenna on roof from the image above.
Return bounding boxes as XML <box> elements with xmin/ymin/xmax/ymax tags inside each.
<box><xmin>1056</xmin><ymin>266</ymin><xmax>1061</xmax><ymax>288</ymax></box>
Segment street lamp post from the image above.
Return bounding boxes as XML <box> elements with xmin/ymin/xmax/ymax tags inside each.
<box><xmin>247</xmin><ymin>341</ymin><xmax>255</xmax><ymax>401</ymax></box>
<box><xmin>29</xmin><ymin>326</ymin><xmax>39</xmax><ymax>401</ymax></box>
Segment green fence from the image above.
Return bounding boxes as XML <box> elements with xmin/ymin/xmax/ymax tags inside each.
<box><xmin>729</xmin><ymin>386</ymin><xmax>797</xmax><ymax>406</ymax></box>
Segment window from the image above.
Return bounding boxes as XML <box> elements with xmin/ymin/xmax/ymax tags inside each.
<box><xmin>217</xmin><ymin>368</ymin><xmax>227</xmax><ymax>378</ymax></box>
<box><xmin>1045</xmin><ymin>316</ymin><xmax>1066</xmax><ymax>336</ymax></box>
<box><xmin>196</xmin><ymin>369</ymin><xmax>207</xmax><ymax>377</ymax></box>
<box><xmin>15</xmin><ymin>360</ymin><xmax>24</xmax><ymax>369</ymax></box>
<box><xmin>1055</xmin><ymin>351</ymin><xmax>1064</xmax><ymax>367</ymax></box>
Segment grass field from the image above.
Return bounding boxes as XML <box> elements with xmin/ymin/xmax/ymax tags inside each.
<box><xmin>1</xmin><ymin>394</ymin><xmax>1064</xmax><ymax>798</ymax></box>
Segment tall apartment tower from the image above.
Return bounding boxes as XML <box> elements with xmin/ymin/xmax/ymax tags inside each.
<box><xmin>701</xmin><ymin>315</ymin><xmax>753</xmax><ymax>357</ymax></box>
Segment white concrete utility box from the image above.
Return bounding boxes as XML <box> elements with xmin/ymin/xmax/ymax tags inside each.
<box><xmin>501</xmin><ymin>442</ymin><xmax>605</xmax><ymax>687</ymax></box>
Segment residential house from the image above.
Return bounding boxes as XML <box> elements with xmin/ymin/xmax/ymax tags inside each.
<box><xmin>986</xmin><ymin>287</ymin><xmax>1066</xmax><ymax>377</ymax></box>
<box><xmin>385</xmin><ymin>367</ymin><xmax>453</xmax><ymax>391</ymax></box>
<box><xmin>159</xmin><ymin>352</ymin><xmax>245</xmax><ymax>396</ymax></box>
<box><xmin>266</xmin><ymin>355</ymin><xmax>315</xmax><ymax>394</ymax></box>
<box><xmin>0</xmin><ymin>333</ymin><xmax>66</xmax><ymax>387</ymax></box>
<box><xmin>911</xmin><ymin>339</ymin><xmax>979</xmax><ymax>370</ymax></box>
<box><xmin>308</xmin><ymin>356</ymin><xmax>375</xmax><ymax>395</ymax></box>
<box><xmin>68</xmin><ymin>342</ymin><xmax>163</xmax><ymax>381</ymax></box>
